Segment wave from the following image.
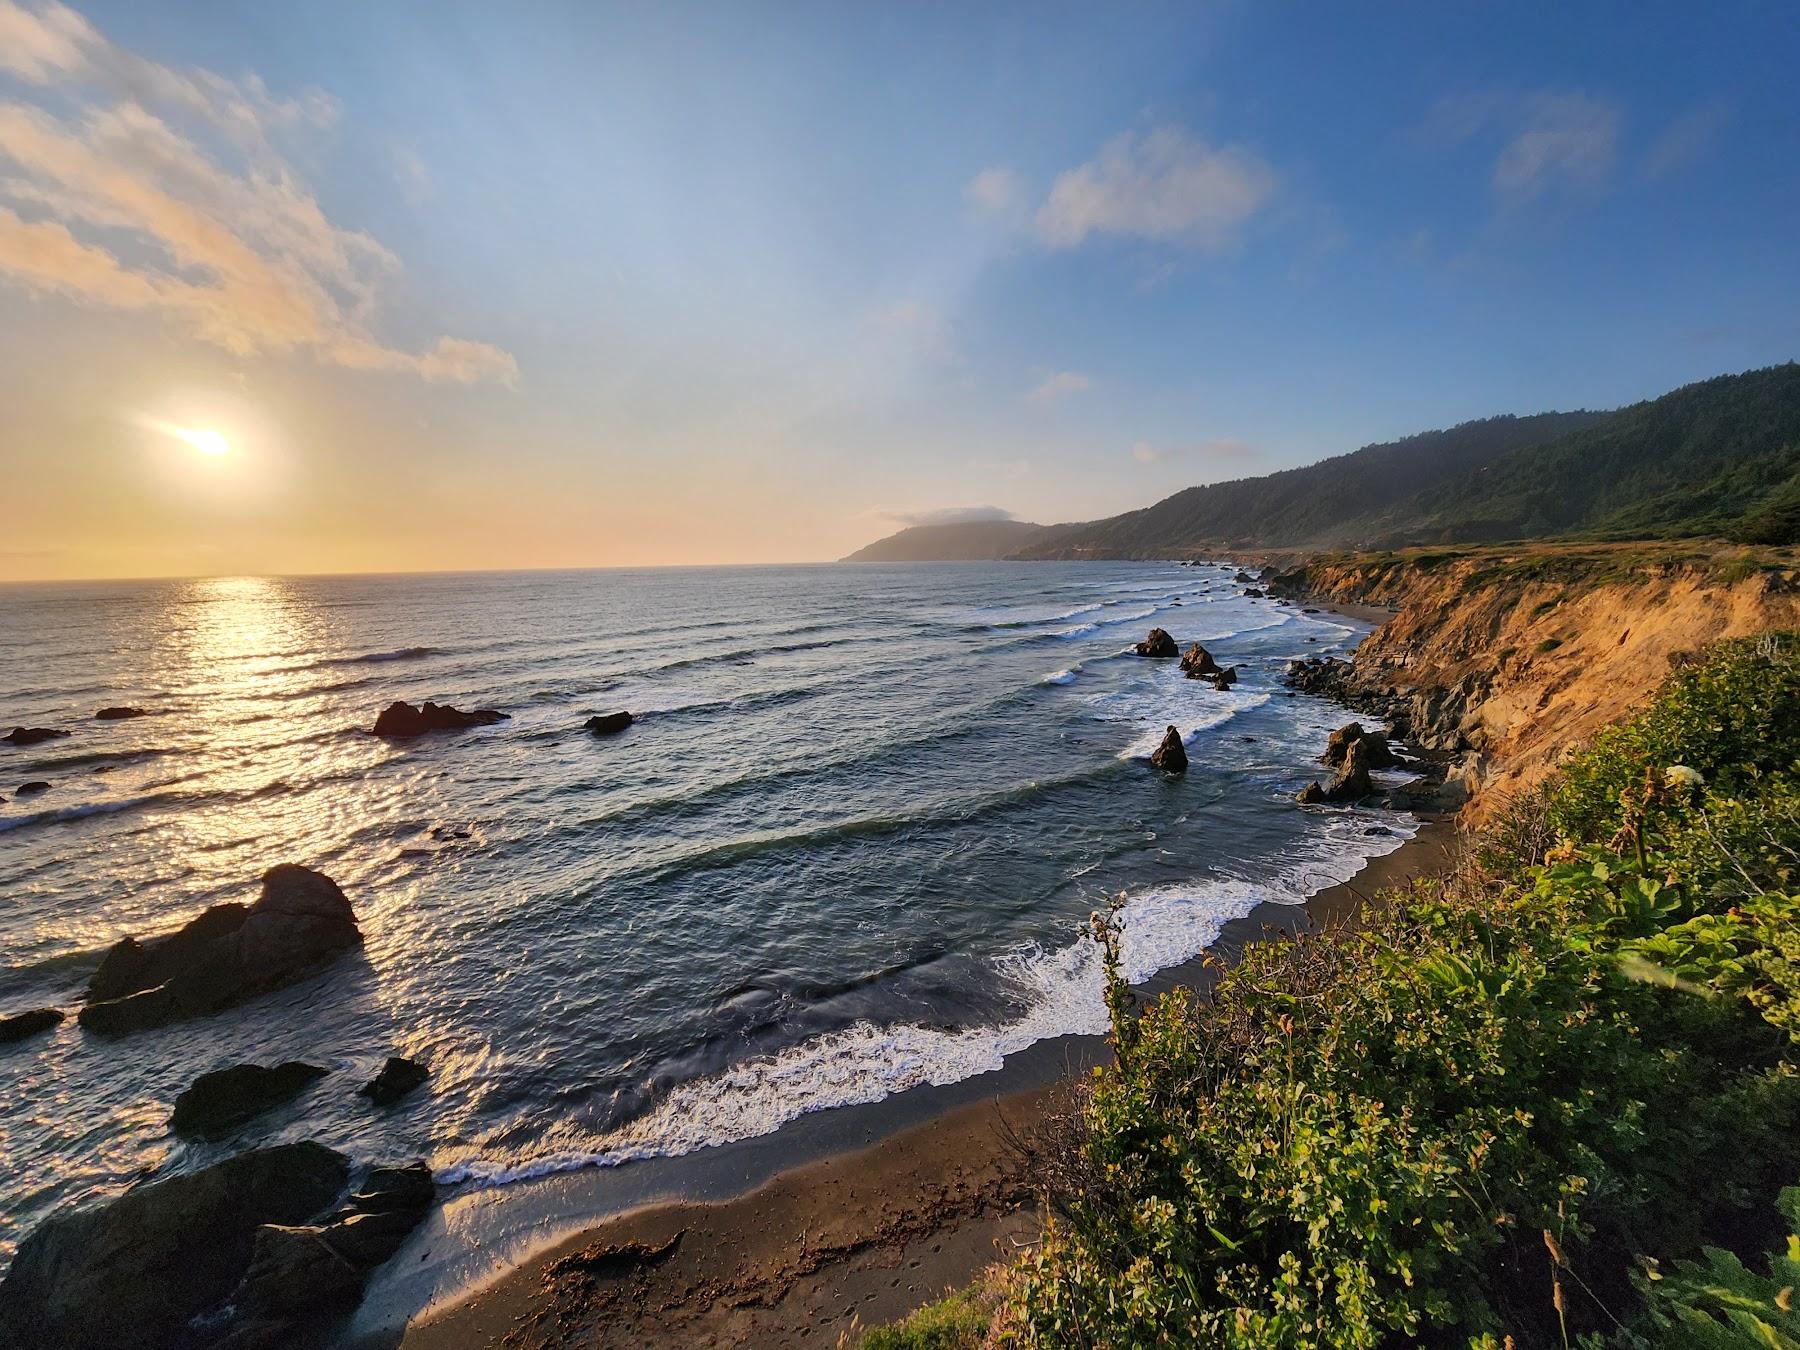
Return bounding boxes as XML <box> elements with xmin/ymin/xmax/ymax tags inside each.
<box><xmin>435</xmin><ymin>825</ymin><xmax>1415</xmax><ymax>1188</ymax></box>
<box><xmin>1040</xmin><ymin>667</ymin><xmax>1078</xmax><ymax>685</ymax></box>
<box><xmin>1114</xmin><ymin>692</ymin><xmax>1273</xmax><ymax>760</ymax></box>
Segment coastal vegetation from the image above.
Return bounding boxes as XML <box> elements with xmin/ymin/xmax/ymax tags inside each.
<box><xmin>865</xmin><ymin>633</ymin><xmax>1800</xmax><ymax>1347</ymax></box>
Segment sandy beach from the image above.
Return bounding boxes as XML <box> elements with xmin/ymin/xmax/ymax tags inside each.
<box><xmin>388</xmin><ymin>817</ymin><xmax>1460</xmax><ymax>1349</ymax></box>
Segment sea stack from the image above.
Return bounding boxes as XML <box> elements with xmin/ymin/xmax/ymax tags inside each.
<box><xmin>371</xmin><ymin>701</ymin><xmax>508</xmax><ymax>738</ymax></box>
<box><xmin>1150</xmin><ymin>726</ymin><xmax>1188</xmax><ymax>773</ymax></box>
<box><xmin>1135</xmin><ymin>628</ymin><xmax>1179</xmax><ymax>658</ymax></box>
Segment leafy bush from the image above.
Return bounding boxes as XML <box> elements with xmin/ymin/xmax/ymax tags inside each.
<box><xmin>1619</xmin><ymin>1184</ymin><xmax>1800</xmax><ymax>1346</ymax></box>
<box><xmin>1006</xmin><ymin>634</ymin><xmax>1800</xmax><ymax>1348</ymax></box>
<box><xmin>862</xmin><ymin>1280</ymin><xmax>1002</xmax><ymax>1349</ymax></box>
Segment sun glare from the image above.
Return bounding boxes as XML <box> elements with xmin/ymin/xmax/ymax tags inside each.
<box><xmin>171</xmin><ymin>426</ymin><xmax>231</xmax><ymax>456</ymax></box>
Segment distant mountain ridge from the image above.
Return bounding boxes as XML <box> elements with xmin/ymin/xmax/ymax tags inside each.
<box><xmin>841</xmin><ymin>362</ymin><xmax>1800</xmax><ymax>561</ymax></box>
<box><xmin>842</xmin><ymin>518</ymin><xmax>1056</xmax><ymax>561</ymax></box>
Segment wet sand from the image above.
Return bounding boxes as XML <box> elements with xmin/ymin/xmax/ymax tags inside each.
<box><xmin>384</xmin><ymin>819</ymin><xmax>1460</xmax><ymax>1350</ymax></box>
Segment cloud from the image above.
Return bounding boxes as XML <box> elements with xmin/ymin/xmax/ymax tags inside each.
<box><xmin>0</xmin><ymin>0</ymin><xmax>515</xmax><ymax>384</ymax></box>
<box><xmin>964</xmin><ymin>166</ymin><xmax>1024</xmax><ymax>215</ymax></box>
<box><xmin>1420</xmin><ymin>90</ymin><xmax>1621</xmax><ymax>203</ymax></box>
<box><xmin>866</xmin><ymin>298</ymin><xmax>955</xmax><ymax>363</ymax></box>
<box><xmin>1643</xmin><ymin>101</ymin><xmax>1730</xmax><ymax>181</ymax></box>
<box><xmin>882</xmin><ymin>505</ymin><xmax>1015</xmax><ymax>527</ymax></box>
<box><xmin>1026</xmin><ymin>370</ymin><xmax>1090</xmax><ymax>404</ymax></box>
<box><xmin>1492</xmin><ymin>93</ymin><xmax>1620</xmax><ymax>200</ymax></box>
<box><xmin>1130</xmin><ymin>437</ymin><xmax>1256</xmax><ymax>466</ymax></box>
<box><xmin>1036</xmin><ymin>126</ymin><xmax>1276</xmax><ymax>251</ymax></box>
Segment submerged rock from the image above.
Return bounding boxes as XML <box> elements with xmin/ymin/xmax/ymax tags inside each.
<box><xmin>1150</xmin><ymin>725</ymin><xmax>1188</xmax><ymax>773</ymax></box>
<box><xmin>79</xmin><ymin>866</ymin><xmax>361</xmax><ymax>1037</ymax></box>
<box><xmin>94</xmin><ymin>707</ymin><xmax>148</xmax><ymax>721</ymax></box>
<box><xmin>0</xmin><ymin>1007</ymin><xmax>62</xmax><ymax>1044</ymax></box>
<box><xmin>1135</xmin><ymin>628</ymin><xmax>1179</xmax><ymax>658</ymax></box>
<box><xmin>15</xmin><ymin>780</ymin><xmax>50</xmax><ymax>796</ymax></box>
<box><xmin>171</xmin><ymin>1062</ymin><xmax>329</xmax><ymax>1139</ymax></box>
<box><xmin>0</xmin><ymin>1141</ymin><xmax>349</xmax><ymax>1350</ymax></box>
<box><xmin>371</xmin><ymin>700</ymin><xmax>508</xmax><ymax>738</ymax></box>
<box><xmin>3</xmin><ymin>726</ymin><xmax>68</xmax><ymax>747</ymax></box>
<box><xmin>584</xmin><ymin>711</ymin><xmax>634</xmax><ymax>736</ymax></box>
<box><xmin>1179</xmin><ymin>642</ymin><xmax>1221</xmax><ymax>678</ymax></box>
<box><xmin>360</xmin><ymin>1055</ymin><xmax>428</xmax><ymax>1107</ymax></box>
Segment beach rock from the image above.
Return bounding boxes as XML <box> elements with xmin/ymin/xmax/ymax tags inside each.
<box><xmin>371</xmin><ymin>700</ymin><xmax>508</xmax><ymax>738</ymax></box>
<box><xmin>218</xmin><ymin>1161</ymin><xmax>434</xmax><ymax>1344</ymax></box>
<box><xmin>79</xmin><ymin>866</ymin><xmax>361</xmax><ymax>1036</ymax></box>
<box><xmin>1179</xmin><ymin>642</ymin><xmax>1221</xmax><ymax>678</ymax></box>
<box><xmin>1295</xmin><ymin>782</ymin><xmax>1326</xmax><ymax>805</ymax></box>
<box><xmin>15</xmin><ymin>780</ymin><xmax>50</xmax><ymax>796</ymax></box>
<box><xmin>1234</xmin><ymin>571</ymin><xmax>1254</xmax><ymax>583</ymax></box>
<box><xmin>584</xmin><ymin>711</ymin><xmax>634</xmax><ymax>736</ymax></box>
<box><xmin>1244</xmin><ymin>587</ymin><xmax>1266</xmax><ymax>598</ymax></box>
<box><xmin>94</xmin><ymin>707</ymin><xmax>148</xmax><ymax>721</ymax></box>
<box><xmin>0</xmin><ymin>1141</ymin><xmax>349</xmax><ymax>1350</ymax></box>
<box><xmin>1209</xmin><ymin>666</ymin><xmax>1239</xmax><ymax>690</ymax></box>
<box><xmin>0</xmin><ymin>1007</ymin><xmax>62</xmax><ymax>1044</ymax></box>
<box><xmin>3</xmin><ymin>726</ymin><xmax>67</xmax><ymax>747</ymax></box>
<box><xmin>1134</xmin><ymin>628</ymin><xmax>1179</xmax><ymax>658</ymax></box>
<box><xmin>171</xmin><ymin>1062</ymin><xmax>329</xmax><ymax>1140</ymax></box>
<box><xmin>1150</xmin><ymin>726</ymin><xmax>1187</xmax><ymax>773</ymax></box>
<box><xmin>360</xmin><ymin>1055</ymin><xmax>428</xmax><ymax>1107</ymax></box>
<box><xmin>1322</xmin><ymin>722</ymin><xmax>1400</xmax><ymax>771</ymax></box>
<box><xmin>1297</xmin><ymin>734</ymin><xmax>1379</xmax><ymax>805</ymax></box>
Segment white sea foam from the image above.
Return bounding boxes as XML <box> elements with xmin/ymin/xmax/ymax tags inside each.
<box><xmin>1111</xmin><ymin>691</ymin><xmax>1273</xmax><ymax>760</ymax></box>
<box><xmin>1040</xmin><ymin>668</ymin><xmax>1079</xmax><ymax>685</ymax></box>
<box><xmin>435</xmin><ymin>822</ymin><xmax>1415</xmax><ymax>1189</ymax></box>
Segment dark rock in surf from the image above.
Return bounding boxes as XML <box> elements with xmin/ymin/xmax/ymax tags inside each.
<box><xmin>217</xmin><ymin>1160</ymin><xmax>434</xmax><ymax>1345</ymax></box>
<box><xmin>1209</xmin><ymin>666</ymin><xmax>1239</xmax><ymax>690</ymax></box>
<box><xmin>360</xmin><ymin>1056</ymin><xmax>428</xmax><ymax>1107</ymax></box>
<box><xmin>1134</xmin><ymin>628</ymin><xmax>1179</xmax><ymax>659</ymax></box>
<box><xmin>15</xmin><ymin>780</ymin><xmax>50</xmax><ymax>796</ymax></box>
<box><xmin>0</xmin><ymin>1007</ymin><xmax>62</xmax><ymax>1044</ymax></box>
<box><xmin>79</xmin><ymin>866</ymin><xmax>361</xmax><ymax>1036</ymax></box>
<box><xmin>584</xmin><ymin>712</ymin><xmax>634</xmax><ymax>736</ymax></box>
<box><xmin>0</xmin><ymin>1141</ymin><xmax>349</xmax><ymax>1350</ymax></box>
<box><xmin>1179</xmin><ymin>642</ymin><xmax>1221</xmax><ymax>678</ymax></box>
<box><xmin>3</xmin><ymin>727</ymin><xmax>66</xmax><ymax>747</ymax></box>
<box><xmin>1244</xmin><ymin>587</ymin><xmax>1266</xmax><ymax>598</ymax></box>
<box><xmin>1150</xmin><ymin>726</ymin><xmax>1188</xmax><ymax>774</ymax></box>
<box><xmin>1296</xmin><ymin>733</ymin><xmax>1379</xmax><ymax>805</ymax></box>
<box><xmin>94</xmin><ymin>707</ymin><xmax>148</xmax><ymax>721</ymax></box>
<box><xmin>371</xmin><ymin>700</ymin><xmax>508</xmax><ymax>738</ymax></box>
<box><xmin>1322</xmin><ymin>721</ymin><xmax>1399</xmax><ymax>771</ymax></box>
<box><xmin>171</xmin><ymin>1062</ymin><xmax>329</xmax><ymax>1140</ymax></box>
<box><xmin>1234</xmin><ymin>571</ymin><xmax>1254</xmax><ymax>583</ymax></box>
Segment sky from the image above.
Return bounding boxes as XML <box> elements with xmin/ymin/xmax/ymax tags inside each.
<box><xmin>1</xmin><ymin>1</ymin><xmax>1796</xmax><ymax>580</ymax></box>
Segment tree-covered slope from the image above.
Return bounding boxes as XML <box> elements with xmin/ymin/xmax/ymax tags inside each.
<box><xmin>1013</xmin><ymin>411</ymin><xmax>1608</xmax><ymax>557</ymax></box>
<box><xmin>1373</xmin><ymin>363</ymin><xmax>1800</xmax><ymax>546</ymax></box>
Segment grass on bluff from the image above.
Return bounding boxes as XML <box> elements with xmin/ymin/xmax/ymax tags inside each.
<box><xmin>862</xmin><ymin>633</ymin><xmax>1800</xmax><ymax>1349</ymax></box>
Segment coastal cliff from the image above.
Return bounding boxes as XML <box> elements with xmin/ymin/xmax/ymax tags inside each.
<box><xmin>1269</xmin><ymin>540</ymin><xmax>1800</xmax><ymax>820</ymax></box>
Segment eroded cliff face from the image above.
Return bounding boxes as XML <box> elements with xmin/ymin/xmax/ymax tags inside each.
<box><xmin>1268</xmin><ymin>544</ymin><xmax>1800</xmax><ymax>822</ymax></box>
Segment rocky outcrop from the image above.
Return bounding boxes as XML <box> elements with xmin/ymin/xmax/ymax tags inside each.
<box><xmin>1150</xmin><ymin>726</ymin><xmax>1188</xmax><ymax>773</ymax></box>
<box><xmin>1179</xmin><ymin>643</ymin><xmax>1221</xmax><ymax>678</ymax></box>
<box><xmin>79</xmin><ymin>866</ymin><xmax>362</xmax><ymax>1037</ymax></box>
<box><xmin>371</xmin><ymin>701</ymin><xmax>508</xmax><ymax>738</ymax></box>
<box><xmin>1134</xmin><ymin>628</ymin><xmax>1179</xmax><ymax>658</ymax></box>
<box><xmin>0</xmin><ymin>1007</ymin><xmax>62</xmax><ymax>1044</ymax></box>
<box><xmin>585</xmin><ymin>712</ymin><xmax>634</xmax><ymax>735</ymax></box>
<box><xmin>3</xmin><ymin>727</ymin><xmax>66</xmax><ymax>747</ymax></box>
<box><xmin>215</xmin><ymin>1162</ymin><xmax>434</xmax><ymax>1348</ymax></box>
<box><xmin>171</xmin><ymin>1062</ymin><xmax>329</xmax><ymax>1139</ymax></box>
<box><xmin>1296</xmin><ymin>733</ymin><xmax>1378</xmax><ymax>805</ymax></box>
<box><xmin>360</xmin><ymin>1055</ymin><xmax>428</xmax><ymax>1106</ymax></box>
<box><xmin>94</xmin><ymin>707</ymin><xmax>148</xmax><ymax>721</ymax></box>
<box><xmin>0</xmin><ymin>1141</ymin><xmax>350</xmax><ymax>1350</ymax></box>
<box><xmin>1323</xmin><ymin>721</ymin><xmax>1399</xmax><ymax>770</ymax></box>
<box><xmin>1209</xmin><ymin>666</ymin><xmax>1239</xmax><ymax>690</ymax></box>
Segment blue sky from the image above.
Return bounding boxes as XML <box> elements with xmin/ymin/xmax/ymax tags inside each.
<box><xmin>1</xmin><ymin>1</ymin><xmax>1796</xmax><ymax>576</ymax></box>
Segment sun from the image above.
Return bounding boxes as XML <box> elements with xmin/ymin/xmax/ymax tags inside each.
<box><xmin>169</xmin><ymin>426</ymin><xmax>231</xmax><ymax>457</ymax></box>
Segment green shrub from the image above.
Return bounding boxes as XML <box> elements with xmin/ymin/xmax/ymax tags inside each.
<box><xmin>861</xmin><ymin>1283</ymin><xmax>997</xmax><ymax>1349</ymax></box>
<box><xmin>1008</xmin><ymin>634</ymin><xmax>1800</xmax><ymax>1348</ymax></box>
<box><xmin>1536</xmin><ymin>636</ymin><xmax>1564</xmax><ymax>652</ymax></box>
<box><xmin>1619</xmin><ymin>1184</ymin><xmax>1800</xmax><ymax>1347</ymax></box>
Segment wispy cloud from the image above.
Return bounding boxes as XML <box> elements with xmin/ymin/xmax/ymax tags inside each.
<box><xmin>0</xmin><ymin>0</ymin><xmax>516</xmax><ymax>384</ymax></box>
<box><xmin>880</xmin><ymin>505</ymin><xmax>1015</xmax><ymax>527</ymax></box>
<box><xmin>1130</xmin><ymin>437</ymin><xmax>1256</xmax><ymax>466</ymax></box>
<box><xmin>1420</xmin><ymin>90</ymin><xmax>1621</xmax><ymax>203</ymax></box>
<box><xmin>1642</xmin><ymin>101</ymin><xmax>1730</xmax><ymax>181</ymax></box>
<box><xmin>1026</xmin><ymin>370</ymin><xmax>1090</xmax><ymax>404</ymax></box>
<box><xmin>1036</xmin><ymin>126</ymin><xmax>1276</xmax><ymax>251</ymax></box>
<box><xmin>964</xmin><ymin>166</ymin><xmax>1024</xmax><ymax>215</ymax></box>
<box><xmin>866</xmin><ymin>298</ymin><xmax>956</xmax><ymax>363</ymax></box>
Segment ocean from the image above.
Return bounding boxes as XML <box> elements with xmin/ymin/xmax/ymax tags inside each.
<box><xmin>0</xmin><ymin>562</ymin><xmax>1411</xmax><ymax>1256</ymax></box>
